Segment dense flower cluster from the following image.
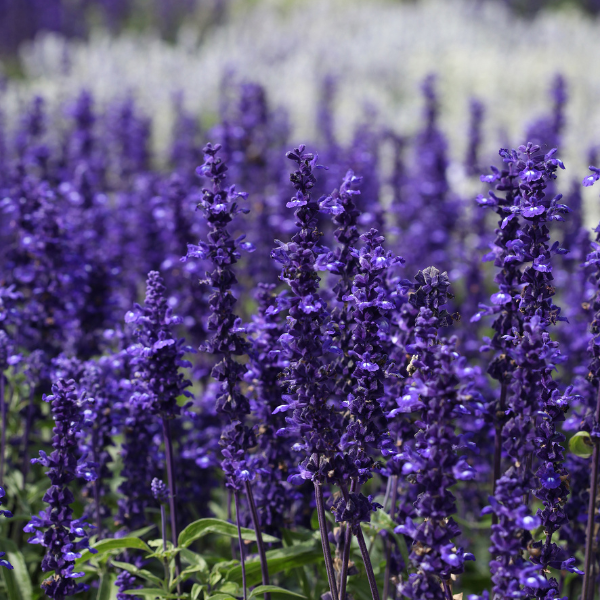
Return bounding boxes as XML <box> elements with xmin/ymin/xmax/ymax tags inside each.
<box><xmin>4</xmin><ymin>30</ymin><xmax>600</xmax><ymax>598</ymax></box>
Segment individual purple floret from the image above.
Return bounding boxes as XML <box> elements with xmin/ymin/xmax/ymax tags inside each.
<box><xmin>395</xmin><ymin>267</ymin><xmax>476</xmax><ymax>600</ymax></box>
<box><xmin>583</xmin><ymin>165</ymin><xmax>600</xmax><ymax>189</ymax></box>
<box><xmin>24</xmin><ymin>379</ymin><xmax>98</xmax><ymax>598</ymax></box>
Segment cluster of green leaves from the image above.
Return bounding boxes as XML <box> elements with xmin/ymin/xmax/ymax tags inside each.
<box><xmin>1</xmin><ymin>517</ymin><xmax>327</xmax><ymax>600</ymax></box>
<box><xmin>1</xmin><ymin>501</ymin><xmax>418</xmax><ymax>600</ymax></box>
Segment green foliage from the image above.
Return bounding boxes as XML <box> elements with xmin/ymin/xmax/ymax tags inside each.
<box><xmin>248</xmin><ymin>585</ymin><xmax>306</xmax><ymax>598</ymax></box>
<box><xmin>76</xmin><ymin>537</ymin><xmax>153</xmax><ymax>567</ymax></box>
<box><xmin>178</xmin><ymin>518</ymin><xmax>279</xmax><ymax>548</ymax></box>
<box><xmin>96</xmin><ymin>573</ymin><xmax>119</xmax><ymax>600</ymax></box>
<box><xmin>225</xmin><ymin>541</ymin><xmax>323</xmax><ymax>587</ymax></box>
<box><xmin>60</xmin><ymin>521</ymin><xmax>323</xmax><ymax>600</ymax></box>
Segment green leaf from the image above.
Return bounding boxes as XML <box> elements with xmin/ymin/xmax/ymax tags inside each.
<box><xmin>225</xmin><ymin>541</ymin><xmax>323</xmax><ymax>587</ymax></box>
<box><xmin>191</xmin><ymin>583</ymin><xmax>206</xmax><ymax>600</ymax></box>
<box><xmin>218</xmin><ymin>581</ymin><xmax>239</xmax><ymax>595</ymax></box>
<box><xmin>180</xmin><ymin>548</ymin><xmax>209</xmax><ymax>569</ymax></box>
<box><xmin>281</xmin><ymin>529</ymin><xmax>312</xmax><ymax>600</ymax></box>
<box><xmin>209</xmin><ymin>568</ymin><xmax>223</xmax><ymax>587</ymax></box>
<box><xmin>177</xmin><ymin>563</ymin><xmax>210</xmax><ymax>582</ymax></box>
<box><xmin>122</xmin><ymin>590</ymin><xmax>177</xmax><ymax>598</ymax></box>
<box><xmin>76</xmin><ymin>537</ymin><xmax>152</xmax><ymax>566</ymax></box>
<box><xmin>111</xmin><ymin>560</ymin><xmax>164</xmax><ymax>587</ymax></box>
<box><xmin>205</xmin><ymin>595</ymin><xmax>237</xmax><ymax>600</ymax></box>
<box><xmin>178</xmin><ymin>518</ymin><xmax>279</xmax><ymax>548</ymax></box>
<box><xmin>279</xmin><ymin>527</ymin><xmax>315</xmax><ymax>544</ymax></box>
<box><xmin>0</xmin><ymin>537</ymin><xmax>33</xmax><ymax>600</ymax></box>
<box><xmin>310</xmin><ymin>509</ymin><xmax>318</xmax><ymax>532</ymax></box>
<box><xmin>569</xmin><ymin>431</ymin><xmax>595</xmax><ymax>457</ymax></box>
<box><xmin>96</xmin><ymin>573</ymin><xmax>118</xmax><ymax>600</ymax></box>
<box><xmin>249</xmin><ymin>585</ymin><xmax>307</xmax><ymax>599</ymax></box>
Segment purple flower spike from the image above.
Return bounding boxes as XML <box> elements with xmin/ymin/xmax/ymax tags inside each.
<box><xmin>24</xmin><ymin>379</ymin><xmax>97</xmax><ymax>598</ymax></box>
<box><xmin>187</xmin><ymin>143</ymin><xmax>255</xmax><ymax>489</ymax></box>
<box><xmin>126</xmin><ymin>271</ymin><xmax>193</xmax><ymax>419</ymax></box>
<box><xmin>273</xmin><ymin>146</ymin><xmax>341</xmax><ymax>465</ymax></box>
<box><xmin>479</xmin><ymin>141</ymin><xmax>574</xmax><ymax>597</ymax></box>
<box><xmin>397</xmin><ymin>267</ymin><xmax>479</xmax><ymax>599</ymax></box>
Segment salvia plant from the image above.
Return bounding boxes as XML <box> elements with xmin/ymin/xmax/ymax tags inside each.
<box><xmin>5</xmin><ymin>30</ymin><xmax>600</xmax><ymax>600</ymax></box>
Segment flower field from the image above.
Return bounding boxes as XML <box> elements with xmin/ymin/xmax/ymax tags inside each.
<box><xmin>2</xmin><ymin>1</ymin><xmax>600</xmax><ymax>599</ymax></box>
